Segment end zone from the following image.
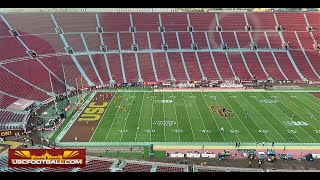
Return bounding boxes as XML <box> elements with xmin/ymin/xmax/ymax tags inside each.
<box><xmin>58</xmin><ymin>92</ymin><xmax>115</xmax><ymax>143</ymax></box>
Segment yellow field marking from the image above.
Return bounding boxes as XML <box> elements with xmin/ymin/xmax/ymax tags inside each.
<box><xmin>0</xmin><ymin>141</ymin><xmax>21</xmax><ymax>155</ymax></box>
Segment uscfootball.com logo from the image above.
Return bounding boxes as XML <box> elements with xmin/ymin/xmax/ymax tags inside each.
<box><xmin>8</xmin><ymin>149</ymin><xmax>86</xmax><ymax>168</ymax></box>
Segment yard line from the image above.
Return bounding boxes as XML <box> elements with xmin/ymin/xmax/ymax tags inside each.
<box><xmin>219</xmin><ymin>92</ymin><xmax>256</xmax><ymax>142</ymax></box>
<box><xmin>294</xmin><ymin>93</ymin><xmax>320</xmax><ymax>118</ymax></box>
<box><xmin>89</xmin><ymin>92</ymin><xmax>116</xmax><ymax>142</ymax></box>
<box><xmin>134</xmin><ymin>92</ymin><xmax>145</xmax><ymax>142</ymax></box>
<box><xmin>181</xmin><ymin>93</ymin><xmax>197</xmax><ymax>142</ymax></box>
<box><xmin>297</xmin><ymin>92</ymin><xmax>320</xmax><ymax>108</ymax></box>
<box><xmin>275</xmin><ymin>93</ymin><xmax>320</xmax><ymax>137</ymax></box>
<box><xmin>104</xmin><ymin>92</ymin><xmax>127</xmax><ymax>142</ymax></box>
<box><xmin>162</xmin><ymin>92</ymin><xmax>167</xmax><ymax>142</ymax></box>
<box><xmin>238</xmin><ymin>93</ymin><xmax>287</xmax><ymax>142</ymax></box>
<box><xmin>119</xmin><ymin>92</ymin><xmax>136</xmax><ymax>142</ymax></box>
<box><xmin>171</xmin><ymin>92</ymin><xmax>181</xmax><ymax>142</ymax></box>
<box><xmin>252</xmin><ymin>92</ymin><xmax>303</xmax><ymax>143</ymax></box>
<box><xmin>263</xmin><ymin>92</ymin><xmax>318</xmax><ymax>142</ymax></box>
<box><xmin>150</xmin><ymin>92</ymin><xmax>154</xmax><ymax>142</ymax></box>
<box><xmin>191</xmin><ymin>92</ymin><xmax>211</xmax><ymax>141</ymax></box>
<box><xmin>209</xmin><ymin>92</ymin><xmax>241</xmax><ymax>142</ymax></box>
<box><xmin>231</xmin><ymin>93</ymin><xmax>272</xmax><ymax>142</ymax></box>
<box><xmin>199</xmin><ymin>92</ymin><xmax>226</xmax><ymax>142</ymax></box>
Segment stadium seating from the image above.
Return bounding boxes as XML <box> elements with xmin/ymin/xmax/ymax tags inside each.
<box><xmin>90</xmin><ymin>54</ymin><xmax>111</xmax><ymax>83</ymax></box>
<box><xmin>137</xmin><ymin>53</ymin><xmax>156</xmax><ymax>82</ymax></box>
<box><xmin>217</xmin><ymin>13</ymin><xmax>246</xmax><ymax>31</ymax></box>
<box><xmin>167</xmin><ymin>52</ymin><xmax>188</xmax><ymax>81</ymax></box>
<box><xmin>207</xmin><ymin>32</ymin><xmax>222</xmax><ymax>49</ymax></box>
<box><xmin>258</xmin><ymin>52</ymin><xmax>286</xmax><ymax>80</ymax></box>
<box><xmin>53</xmin><ymin>13</ymin><xmax>97</xmax><ymax>33</ymax></box>
<box><xmin>102</xmin><ymin>33</ymin><xmax>119</xmax><ymax>50</ymax></box>
<box><xmin>290</xmin><ymin>50</ymin><xmax>319</xmax><ymax>81</ymax></box>
<box><xmin>282</xmin><ymin>32</ymin><xmax>301</xmax><ymax>50</ymax></box>
<box><xmin>164</xmin><ymin>32</ymin><xmax>179</xmax><ymax>49</ymax></box>
<box><xmin>221</xmin><ymin>32</ymin><xmax>238</xmax><ymax>49</ymax></box>
<box><xmin>99</xmin><ymin>13</ymin><xmax>131</xmax><ymax>32</ymax></box>
<box><xmin>161</xmin><ymin>13</ymin><xmax>188</xmax><ymax>31</ymax></box>
<box><xmin>192</xmin><ymin>32</ymin><xmax>209</xmax><ymax>49</ymax></box>
<box><xmin>0</xmin><ymin>109</ymin><xmax>26</xmax><ymax>123</ymax></box>
<box><xmin>78</xmin><ymin>160</ymin><xmax>113</xmax><ymax>172</ymax></box>
<box><xmin>3</xmin><ymin>13</ymin><xmax>56</xmax><ymax>35</ymax></box>
<box><xmin>83</xmin><ymin>33</ymin><xmax>101</xmax><ymax>51</ymax></box>
<box><xmin>214</xmin><ymin>52</ymin><xmax>234</xmax><ymax>80</ymax></box>
<box><xmin>152</xmin><ymin>52</ymin><xmax>171</xmax><ymax>81</ymax></box>
<box><xmin>246</xmin><ymin>13</ymin><xmax>277</xmax><ymax>30</ymax></box>
<box><xmin>20</xmin><ymin>34</ymin><xmax>66</xmax><ymax>55</ymax></box>
<box><xmin>3</xmin><ymin>59</ymin><xmax>65</xmax><ymax>94</ymax></box>
<box><xmin>132</xmin><ymin>13</ymin><xmax>159</xmax><ymax>32</ymax></box>
<box><xmin>197</xmin><ymin>52</ymin><xmax>220</xmax><ymax>80</ymax></box>
<box><xmin>183</xmin><ymin>52</ymin><xmax>202</xmax><ymax>80</ymax></box>
<box><xmin>0</xmin><ymin>37</ymin><xmax>29</xmax><ymax>61</ymax></box>
<box><xmin>236</xmin><ymin>32</ymin><xmax>252</xmax><ymax>48</ymax></box>
<box><xmin>276</xmin><ymin>13</ymin><xmax>307</xmax><ymax>31</ymax></box>
<box><xmin>189</xmin><ymin>13</ymin><xmax>217</xmax><ymax>31</ymax></box>
<box><xmin>274</xmin><ymin>52</ymin><xmax>301</xmax><ymax>80</ymax></box>
<box><xmin>305</xmin><ymin>51</ymin><xmax>320</xmax><ymax>75</ymax></box>
<box><xmin>134</xmin><ymin>33</ymin><xmax>150</xmax><ymax>50</ymax></box>
<box><xmin>228</xmin><ymin>52</ymin><xmax>252</xmax><ymax>80</ymax></box>
<box><xmin>38</xmin><ymin>56</ymin><xmax>84</xmax><ymax>88</ymax></box>
<box><xmin>296</xmin><ymin>32</ymin><xmax>315</xmax><ymax>50</ymax></box>
<box><xmin>0</xmin><ymin>92</ymin><xmax>18</xmax><ymax>109</ymax></box>
<box><xmin>76</xmin><ymin>55</ymin><xmax>101</xmax><ymax>85</ymax></box>
<box><xmin>242</xmin><ymin>52</ymin><xmax>267</xmax><ymax>80</ymax></box>
<box><xmin>306</xmin><ymin>13</ymin><xmax>320</xmax><ymax>30</ymax></box>
<box><xmin>120</xmin><ymin>163</ymin><xmax>152</xmax><ymax>172</ymax></box>
<box><xmin>251</xmin><ymin>32</ymin><xmax>269</xmax><ymax>49</ymax></box>
<box><xmin>107</xmin><ymin>54</ymin><xmax>124</xmax><ymax>83</ymax></box>
<box><xmin>156</xmin><ymin>165</ymin><xmax>185</xmax><ymax>172</ymax></box>
<box><xmin>0</xmin><ymin>12</ymin><xmax>319</xmax><ymax>103</ymax></box>
<box><xmin>119</xmin><ymin>33</ymin><xmax>133</xmax><ymax>50</ymax></box>
<box><xmin>0</xmin><ymin>66</ymin><xmax>50</xmax><ymax>101</ymax></box>
<box><xmin>122</xmin><ymin>53</ymin><xmax>139</xmax><ymax>82</ymax></box>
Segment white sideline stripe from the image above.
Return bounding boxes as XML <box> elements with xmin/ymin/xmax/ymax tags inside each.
<box><xmin>104</xmin><ymin>92</ymin><xmax>127</xmax><ymax>142</ymax></box>
<box><xmin>219</xmin><ymin>92</ymin><xmax>256</xmax><ymax>142</ymax></box>
<box><xmin>89</xmin><ymin>92</ymin><xmax>116</xmax><ymax>142</ymax></box>
<box><xmin>191</xmin><ymin>92</ymin><xmax>211</xmax><ymax>142</ymax></box>
<box><xmin>239</xmin><ymin>93</ymin><xmax>287</xmax><ymax>142</ymax></box>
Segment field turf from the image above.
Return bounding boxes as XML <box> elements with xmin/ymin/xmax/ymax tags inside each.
<box><xmin>90</xmin><ymin>92</ymin><xmax>320</xmax><ymax>144</ymax></box>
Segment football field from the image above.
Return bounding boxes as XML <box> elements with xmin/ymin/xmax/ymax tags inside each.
<box><xmin>90</xmin><ymin>91</ymin><xmax>320</xmax><ymax>144</ymax></box>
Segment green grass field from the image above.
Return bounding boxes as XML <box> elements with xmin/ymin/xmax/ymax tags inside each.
<box><xmin>90</xmin><ymin>91</ymin><xmax>320</xmax><ymax>144</ymax></box>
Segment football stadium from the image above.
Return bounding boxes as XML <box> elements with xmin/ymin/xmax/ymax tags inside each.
<box><xmin>0</xmin><ymin>8</ymin><xmax>320</xmax><ymax>172</ymax></box>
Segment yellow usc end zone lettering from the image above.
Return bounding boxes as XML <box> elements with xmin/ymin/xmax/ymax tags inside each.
<box><xmin>78</xmin><ymin>102</ymin><xmax>108</xmax><ymax>121</ymax></box>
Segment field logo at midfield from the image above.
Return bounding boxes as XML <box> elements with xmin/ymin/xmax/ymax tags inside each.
<box><xmin>8</xmin><ymin>149</ymin><xmax>86</xmax><ymax>168</ymax></box>
<box><xmin>210</xmin><ymin>105</ymin><xmax>235</xmax><ymax>118</ymax></box>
